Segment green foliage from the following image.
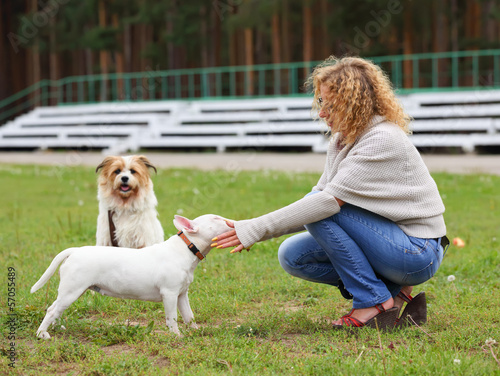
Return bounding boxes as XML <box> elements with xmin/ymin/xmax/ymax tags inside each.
<box><xmin>0</xmin><ymin>164</ymin><xmax>499</xmax><ymax>374</ymax></box>
<box><xmin>9</xmin><ymin>0</ymin><xmax>499</xmax><ymax>72</ymax></box>
<box><xmin>90</xmin><ymin>321</ymin><xmax>155</xmax><ymax>346</ymax></box>
<box><xmin>80</xmin><ymin>26</ymin><xmax>120</xmax><ymax>51</ymax></box>
<box><xmin>2</xmin><ymin>305</ymin><xmax>45</xmax><ymax>332</ymax></box>
<box><xmin>88</xmin><ymin>355</ymin><xmax>158</xmax><ymax>376</ymax></box>
<box><xmin>34</xmin><ymin>340</ymin><xmax>102</xmax><ymax>363</ymax></box>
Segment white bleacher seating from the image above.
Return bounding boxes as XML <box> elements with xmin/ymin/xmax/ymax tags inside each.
<box><xmin>2</xmin><ymin>90</ymin><xmax>500</xmax><ymax>153</ymax></box>
<box><xmin>401</xmin><ymin>90</ymin><xmax>500</xmax><ymax>153</ymax></box>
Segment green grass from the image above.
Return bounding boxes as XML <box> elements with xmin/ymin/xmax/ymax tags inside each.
<box><xmin>0</xmin><ymin>163</ymin><xmax>499</xmax><ymax>375</ymax></box>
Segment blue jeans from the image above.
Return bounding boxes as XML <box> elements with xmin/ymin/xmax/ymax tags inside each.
<box><xmin>278</xmin><ymin>203</ymin><xmax>444</xmax><ymax>309</ymax></box>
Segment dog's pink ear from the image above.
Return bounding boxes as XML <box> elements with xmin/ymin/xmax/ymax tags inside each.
<box><xmin>173</xmin><ymin>215</ymin><xmax>198</xmax><ymax>233</ymax></box>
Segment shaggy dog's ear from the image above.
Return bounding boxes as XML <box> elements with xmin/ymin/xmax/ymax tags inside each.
<box><xmin>96</xmin><ymin>156</ymin><xmax>116</xmax><ymax>173</ymax></box>
<box><xmin>137</xmin><ymin>155</ymin><xmax>157</xmax><ymax>174</ymax></box>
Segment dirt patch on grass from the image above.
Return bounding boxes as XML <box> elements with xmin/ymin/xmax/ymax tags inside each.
<box><xmin>152</xmin><ymin>356</ymin><xmax>171</xmax><ymax>369</ymax></box>
<box><xmin>101</xmin><ymin>343</ymin><xmax>135</xmax><ymax>357</ymax></box>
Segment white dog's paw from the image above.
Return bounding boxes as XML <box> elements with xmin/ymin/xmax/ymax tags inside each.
<box><xmin>166</xmin><ymin>331</ymin><xmax>183</xmax><ymax>338</ymax></box>
<box><xmin>37</xmin><ymin>331</ymin><xmax>51</xmax><ymax>339</ymax></box>
<box><xmin>168</xmin><ymin>327</ymin><xmax>182</xmax><ymax>337</ymax></box>
<box><xmin>189</xmin><ymin>322</ymin><xmax>199</xmax><ymax>330</ymax></box>
<box><xmin>60</xmin><ymin>325</ymin><xmax>66</xmax><ymax>331</ymax></box>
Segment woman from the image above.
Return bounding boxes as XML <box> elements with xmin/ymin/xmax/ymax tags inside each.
<box><xmin>212</xmin><ymin>56</ymin><xmax>448</xmax><ymax>329</ymax></box>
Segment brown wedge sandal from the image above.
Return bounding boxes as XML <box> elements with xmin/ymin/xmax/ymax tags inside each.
<box><xmin>395</xmin><ymin>291</ymin><xmax>427</xmax><ymax>328</ymax></box>
<box><xmin>332</xmin><ymin>304</ymin><xmax>399</xmax><ymax>331</ymax></box>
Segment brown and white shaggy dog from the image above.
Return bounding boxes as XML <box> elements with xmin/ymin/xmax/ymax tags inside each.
<box><xmin>95</xmin><ymin>155</ymin><xmax>164</xmax><ymax>248</ymax></box>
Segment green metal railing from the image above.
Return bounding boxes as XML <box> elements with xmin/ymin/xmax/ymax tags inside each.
<box><xmin>2</xmin><ymin>49</ymin><xmax>500</xmax><ymax>124</ymax></box>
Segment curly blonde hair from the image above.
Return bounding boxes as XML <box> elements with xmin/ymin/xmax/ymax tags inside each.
<box><xmin>307</xmin><ymin>56</ymin><xmax>411</xmax><ymax>145</ymax></box>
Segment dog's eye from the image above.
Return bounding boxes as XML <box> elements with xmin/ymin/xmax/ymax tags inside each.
<box><xmin>114</xmin><ymin>169</ymin><xmax>121</xmax><ymax>174</ymax></box>
<box><xmin>130</xmin><ymin>169</ymin><xmax>136</xmax><ymax>174</ymax></box>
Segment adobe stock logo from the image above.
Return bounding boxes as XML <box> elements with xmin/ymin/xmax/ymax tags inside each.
<box><xmin>7</xmin><ymin>0</ymin><xmax>71</xmax><ymax>54</ymax></box>
<box><xmin>340</xmin><ymin>0</ymin><xmax>404</xmax><ymax>54</ymax></box>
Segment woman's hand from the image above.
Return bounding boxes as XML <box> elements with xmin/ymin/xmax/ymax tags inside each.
<box><xmin>211</xmin><ymin>221</ymin><xmax>250</xmax><ymax>254</ymax></box>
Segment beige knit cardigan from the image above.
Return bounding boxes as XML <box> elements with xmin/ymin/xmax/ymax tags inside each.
<box><xmin>234</xmin><ymin>116</ymin><xmax>446</xmax><ymax>249</ymax></box>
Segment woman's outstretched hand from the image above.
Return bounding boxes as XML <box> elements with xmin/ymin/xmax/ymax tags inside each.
<box><xmin>211</xmin><ymin>221</ymin><xmax>250</xmax><ymax>254</ymax></box>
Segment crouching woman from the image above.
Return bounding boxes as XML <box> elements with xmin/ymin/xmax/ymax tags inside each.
<box><xmin>213</xmin><ymin>56</ymin><xmax>448</xmax><ymax>330</ymax></box>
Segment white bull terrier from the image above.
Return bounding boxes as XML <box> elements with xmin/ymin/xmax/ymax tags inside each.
<box><xmin>31</xmin><ymin>214</ymin><xmax>231</xmax><ymax>339</ymax></box>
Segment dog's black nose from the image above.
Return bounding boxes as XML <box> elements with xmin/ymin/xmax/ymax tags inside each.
<box><xmin>121</xmin><ymin>176</ymin><xmax>129</xmax><ymax>183</ymax></box>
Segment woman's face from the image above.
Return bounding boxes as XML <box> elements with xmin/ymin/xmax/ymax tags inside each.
<box><xmin>318</xmin><ymin>84</ymin><xmax>333</xmax><ymax>127</ymax></box>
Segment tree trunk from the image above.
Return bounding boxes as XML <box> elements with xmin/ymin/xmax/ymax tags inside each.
<box><xmin>211</xmin><ymin>6</ymin><xmax>221</xmax><ymax>67</ymax></box>
<box><xmin>433</xmin><ymin>1</ymin><xmax>449</xmax><ymax>86</ymax></box>
<box><xmin>482</xmin><ymin>0</ymin><xmax>496</xmax><ymax>43</ymax></box>
<box><xmin>255</xmin><ymin>27</ymin><xmax>266</xmax><ymax>65</ymax></box>
<box><xmin>302</xmin><ymin>1</ymin><xmax>312</xmax><ymax>77</ymax></box>
<box><xmin>229</xmin><ymin>9</ymin><xmax>238</xmax><ymax>68</ymax></box>
<box><xmin>271</xmin><ymin>13</ymin><xmax>281</xmax><ymax>64</ymax></box>
<box><xmin>229</xmin><ymin>31</ymin><xmax>237</xmax><ymax>66</ymax></box>
<box><xmin>28</xmin><ymin>0</ymin><xmax>41</xmax><ymax>106</ymax></box>
<box><xmin>112</xmin><ymin>13</ymin><xmax>125</xmax><ymax>99</ymax></box>
<box><xmin>131</xmin><ymin>24</ymin><xmax>140</xmax><ymax>96</ymax></box>
<box><xmin>320</xmin><ymin>0</ymin><xmax>330</xmax><ymax>59</ymax></box>
<box><xmin>98</xmin><ymin>0</ymin><xmax>109</xmax><ymax>101</ymax></box>
<box><xmin>48</xmin><ymin>9</ymin><xmax>59</xmax><ymax>105</ymax></box>
<box><xmin>0</xmin><ymin>1</ymin><xmax>8</xmax><ymax>100</ymax></box>
<box><xmin>432</xmin><ymin>1</ymin><xmax>448</xmax><ymax>53</ymax></box>
<box><xmin>228</xmin><ymin>5</ymin><xmax>239</xmax><ymax>94</ymax></box>
<box><xmin>465</xmin><ymin>0</ymin><xmax>481</xmax><ymax>50</ymax></box>
<box><xmin>9</xmin><ymin>20</ymin><xmax>26</xmax><ymax>102</ymax></box>
<box><xmin>403</xmin><ymin>10</ymin><xmax>414</xmax><ymax>88</ymax></box>
<box><xmin>141</xmin><ymin>24</ymin><xmax>153</xmax><ymax>99</ymax></box>
<box><xmin>450</xmin><ymin>0</ymin><xmax>459</xmax><ymax>51</ymax></box>
<box><xmin>481</xmin><ymin>1</ymin><xmax>496</xmax><ymax>85</ymax></box>
<box><xmin>166</xmin><ymin>4</ymin><xmax>175</xmax><ymax>98</ymax></box>
<box><xmin>244</xmin><ymin>28</ymin><xmax>254</xmax><ymax>95</ymax></box>
<box><xmin>281</xmin><ymin>0</ymin><xmax>290</xmax><ymax>63</ymax></box>
<box><xmin>200</xmin><ymin>6</ymin><xmax>209</xmax><ymax>68</ymax></box>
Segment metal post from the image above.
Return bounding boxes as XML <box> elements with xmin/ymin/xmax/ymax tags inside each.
<box><xmin>124</xmin><ymin>78</ymin><xmax>130</xmax><ymax>101</ymax></box>
<box><xmin>494</xmin><ymin>54</ymin><xmax>500</xmax><ymax>86</ymax></box>
<box><xmin>432</xmin><ymin>58</ymin><xmax>438</xmax><ymax>88</ymax></box>
<box><xmin>67</xmin><ymin>81</ymin><xmax>72</xmax><ymax>104</ymax></box>
<box><xmin>259</xmin><ymin>69</ymin><xmax>265</xmax><ymax>96</ymax></box>
<box><xmin>452</xmin><ymin>55</ymin><xmax>459</xmax><ymax>88</ymax></box>
<box><xmin>78</xmin><ymin>79</ymin><xmax>83</xmax><ymax>103</ymax></box>
<box><xmin>89</xmin><ymin>78</ymin><xmax>95</xmax><ymax>102</ymax></box>
<box><xmin>201</xmin><ymin>73</ymin><xmax>209</xmax><ymax>98</ymax></box>
<box><xmin>216</xmin><ymin>72</ymin><xmax>222</xmax><ymax>97</ymax></box>
<box><xmin>230</xmin><ymin>71</ymin><xmax>236</xmax><ymax>97</ymax></box>
<box><xmin>412</xmin><ymin>58</ymin><xmax>419</xmax><ymax>89</ymax></box>
<box><xmin>188</xmin><ymin>74</ymin><xmax>194</xmax><ymax>98</ymax></box>
<box><xmin>175</xmin><ymin>75</ymin><xmax>181</xmax><ymax>99</ymax></box>
<box><xmin>274</xmin><ymin>68</ymin><xmax>280</xmax><ymax>95</ymax></box>
<box><xmin>290</xmin><ymin>67</ymin><xmax>298</xmax><ymax>94</ymax></box>
<box><xmin>472</xmin><ymin>55</ymin><xmax>479</xmax><ymax>87</ymax></box>
<box><xmin>149</xmin><ymin>77</ymin><xmax>155</xmax><ymax>99</ymax></box>
<box><xmin>162</xmin><ymin>76</ymin><xmax>167</xmax><ymax>99</ymax></box>
<box><xmin>112</xmin><ymin>78</ymin><xmax>117</xmax><ymax>101</ymax></box>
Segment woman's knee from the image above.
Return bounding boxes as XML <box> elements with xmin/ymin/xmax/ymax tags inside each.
<box><xmin>278</xmin><ymin>232</ymin><xmax>320</xmax><ymax>272</ymax></box>
<box><xmin>277</xmin><ymin>236</ymin><xmax>298</xmax><ymax>271</ymax></box>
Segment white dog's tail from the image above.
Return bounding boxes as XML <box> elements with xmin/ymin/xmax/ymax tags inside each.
<box><xmin>30</xmin><ymin>248</ymin><xmax>76</xmax><ymax>293</ymax></box>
